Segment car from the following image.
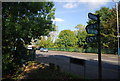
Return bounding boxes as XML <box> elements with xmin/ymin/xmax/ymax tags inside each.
<box><xmin>40</xmin><ymin>48</ymin><xmax>48</xmax><ymax>52</ymax></box>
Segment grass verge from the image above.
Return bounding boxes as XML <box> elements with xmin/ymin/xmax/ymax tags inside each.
<box><xmin>3</xmin><ymin>61</ymin><xmax>83</xmax><ymax>80</ymax></box>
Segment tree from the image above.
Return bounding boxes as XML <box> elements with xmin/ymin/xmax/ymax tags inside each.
<box><xmin>37</xmin><ymin>36</ymin><xmax>54</xmax><ymax>48</ymax></box>
<box><xmin>2</xmin><ymin>2</ymin><xmax>55</xmax><ymax>76</ymax></box>
<box><xmin>56</xmin><ymin>30</ymin><xmax>78</xmax><ymax>48</ymax></box>
<box><xmin>75</xmin><ymin>24</ymin><xmax>88</xmax><ymax>47</ymax></box>
<box><xmin>2</xmin><ymin>2</ymin><xmax>55</xmax><ymax>44</ymax></box>
<box><xmin>75</xmin><ymin>24</ymin><xmax>85</xmax><ymax>32</ymax></box>
<box><xmin>87</xmin><ymin>7</ymin><xmax>118</xmax><ymax>50</ymax></box>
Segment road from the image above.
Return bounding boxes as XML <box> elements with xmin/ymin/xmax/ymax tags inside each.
<box><xmin>35</xmin><ymin>50</ymin><xmax>120</xmax><ymax>79</ymax></box>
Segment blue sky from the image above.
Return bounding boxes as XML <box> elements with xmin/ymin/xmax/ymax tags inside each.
<box><xmin>51</xmin><ymin>1</ymin><xmax>118</xmax><ymax>33</ymax></box>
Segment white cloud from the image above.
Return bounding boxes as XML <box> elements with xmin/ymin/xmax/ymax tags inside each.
<box><xmin>52</xmin><ymin>18</ymin><xmax>64</xmax><ymax>22</ymax></box>
<box><xmin>63</xmin><ymin>3</ymin><xmax>79</xmax><ymax>8</ymax></box>
<box><xmin>62</xmin><ymin>0</ymin><xmax>111</xmax><ymax>9</ymax></box>
<box><xmin>87</xmin><ymin>2</ymin><xmax>108</xmax><ymax>10</ymax></box>
<box><xmin>56</xmin><ymin>10</ymin><xmax>80</xmax><ymax>14</ymax></box>
<box><xmin>78</xmin><ymin>0</ymin><xmax>110</xmax><ymax>2</ymax></box>
<box><xmin>51</xmin><ymin>0</ymin><xmax>115</xmax><ymax>2</ymax></box>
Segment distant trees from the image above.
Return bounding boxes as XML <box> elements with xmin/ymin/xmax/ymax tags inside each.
<box><xmin>55</xmin><ymin>30</ymin><xmax>78</xmax><ymax>48</ymax></box>
<box><xmin>75</xmin><ymin>24</ymin><xmax>88</xmax><ymax>47</ymax></box>
<box><xmin>55</xmin><ymin>4</ymin><xmax>119</xmax><ymax>51</ymax></box>
<box><xmin>53</xmin><ymin>24</ymin><xmax>88</xmax><ymax>48</ymax></box>
<box><xmin>37</xmin><ymin>36</ymin><xmax>54</xmax><ymax>48</ymax></box>
<box><xmin>32</xmin><ymin>3</ymin><xmax>119</xmax><ymax>55</ymax></box>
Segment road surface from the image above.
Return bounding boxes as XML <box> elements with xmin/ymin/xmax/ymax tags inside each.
<box><xmin>35</xmin><ymin>50</ymin><xmax>120</xmax><ymax>79</ymax></box>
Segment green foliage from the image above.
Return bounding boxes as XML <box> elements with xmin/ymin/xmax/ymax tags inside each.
<box><xmin>118</xmin><ymin>2</ymin><xmax>120</xmax><ymax>36</ymax></box>
<box><xmin>2</xmin><ymin>2</ymin><xmax>55</xmax><ymax>76</ymax></box>
<box><xmin>2</xmin><ymin>2</ymin><xmax>55</xmax><ymax>44</ymax></box>
<box><xmin>2</xmin><ymin>53</ymin><xmax>16</xmax><ymax>74</ymax></box>
<box><xmin>87</xmin><ymin>7</ymin><xmax>118</xmax><ymax>50</ymax></box>
<box><xmin>75</xmin><ymin>24</ymin><xmax>88</xmax><ymax>47</ymax></box>
<box><xmin>55</xmin><ymin>30</ymin><xmax>78</xmax><ymax>48</ymax></box>
<box><xmin>37</xmin><ymin>36</ymin><xmax>54</xmax><ymax>48</ymax></box>
<box><xmin>75</xmin><ymin>24</ymin><xmax>85</xmax><ymax>30</ymax></box>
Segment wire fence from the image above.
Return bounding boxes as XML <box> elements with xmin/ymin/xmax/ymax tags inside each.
<box><xmin>48</xmin><ymin>48</ymin><xmax>117</xmax><ymax>54</ymax></box>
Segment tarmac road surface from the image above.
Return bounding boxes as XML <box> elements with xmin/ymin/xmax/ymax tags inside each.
<box><xmin>35</xmin><ymin>50</ymin><xmax>120</xmax><ymax>79</ymax></box>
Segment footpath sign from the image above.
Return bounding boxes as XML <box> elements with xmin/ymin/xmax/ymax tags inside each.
<box><xmin>86</xmin><ymin>12</ymin><xmax>102</xmax><ymax>80</ymax></box>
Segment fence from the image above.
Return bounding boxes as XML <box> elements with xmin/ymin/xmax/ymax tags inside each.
<box><xmin>48</xmin><ymin>48</ymin><xmax>116</xmax><ymax>54</ymax></box>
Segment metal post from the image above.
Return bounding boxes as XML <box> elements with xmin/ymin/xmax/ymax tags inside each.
<box><xmin>116</xmin><ymin>2</ymin><xmax>119</xmax><ymax>56</ymax></box>
<box><xmin>116</xmin><ymin>2</ymin><xmax>120</xmax><ymax>80</ymax></box>
<box><xmin>98</xmin><ymin>15</ymin><xmax>102</xmax><ymax>80</ymax></box>
<box><xmin>112</xmin><ymin>0</ymin><xmax>119</xmax><ymax>56</ymax></box>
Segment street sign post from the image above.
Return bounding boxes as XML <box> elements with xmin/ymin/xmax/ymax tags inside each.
<box><xmin>86</xmin><ymin>12</ymin><xmax>102</xmax><ymax>80</ymax></box>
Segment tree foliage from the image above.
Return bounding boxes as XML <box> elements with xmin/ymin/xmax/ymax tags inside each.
<box><xmin>87</xmin><ymin>6</ymin><xmax>119</xmax><ymax>50</ymax></box>
<box><xmin>2</xmin><ymin>2</ymin><xmax>55</xmax><ymax>76</ymax></box>
<box><xmin>55</xmin><ymin>30</ymin><xmax>78</xmax><ymax>48</ymax></box>
<box><xmin>37</xmin><ymin>36</ymin><xmax>54</xmax><ymax>48</ymax></box>
<box><xmin>3</xmin><ymin>2</ymin><xmax>55</xmax><ymax>45</ymax></box>
<box><xmin>75</xmin><ymin>24</ymin><xmax>88</xmax><ymax>47</ymax></box>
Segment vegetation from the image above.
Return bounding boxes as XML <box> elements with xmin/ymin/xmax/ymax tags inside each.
<box><xmin>37</xmin><ymin>4</ymin><xmax>119</xmax><ymax>54</ymax></box>
<box><xmin>75</xmin><ymin>24</ymin><xmax>88</xmax><ymax>48</ymax></box>
<box><xmin>2</xmin><ymin>2</ymin><xmax>120</xmax><ymax>80</ymax></box>
<box><xmin>55</xmin><ymin>30</ymin><xmax>78</xmax><ymax>48</ymax></box>
<box><xmin>32</xmin><ymin>3</ymin><xmax>119</xmax><ymax>53</ymax></box>
<box><xmin>37</xmin><ymin>36</ymin><xmax>54</xmax><ymax>48</ymax></box>
<box><xmin>87</xmin><ymin>6</ymin><xmax>119</xmax><ymax>51</ymax></box>
<box><xmin>52</xmin><ymin>4</ymin><xmax>119</xmax><ymax>54</ymax></box>
<box><xmin>48</xmin><ymin>48</ymin><xmax>115</xmax><ymax>54</ymax></box>
<box><xmin>2</xmin><ymin>2</ymin><xmax>55</xmax><ymax>77</ymax></box>
<box><xmin>3</xmin><ymin>61</ymin><xmax>82</xmax><ymax>80</ymax></box>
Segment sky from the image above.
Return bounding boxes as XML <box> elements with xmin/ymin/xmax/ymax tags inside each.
<box><xmin>51</xmin><ymin>0</ymin><xmax>119</xmax><ymax>33</ymax></box>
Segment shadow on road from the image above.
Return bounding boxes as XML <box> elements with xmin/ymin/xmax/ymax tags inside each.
<box><xmin>36</xmin><ymin>53</ymin><xmax>120</xmax><ymax>79</ymax></box>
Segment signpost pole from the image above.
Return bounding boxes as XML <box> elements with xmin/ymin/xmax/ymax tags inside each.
<box><xmin>97</xmin><ymin>15</ymin><xmax>102</xmax><ymax>80</ymax></box>
<box><xmin>86</xmin><ymin>13</ymin><xmax>102</xmax><ymax>80</ymax></box>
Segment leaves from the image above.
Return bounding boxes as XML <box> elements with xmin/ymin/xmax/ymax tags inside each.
<box><xmin>56</xmin><ymin>30</ymin><xmax>78</xmax><ymax>48</ymax></box>
<box><xmin>75</xmin><ymin>24</ymin><xmax>88</xmax><ymax>47</ymax></box>
<box><xmin>2</xmin><ymin>2</ymin><xmax>56</xmax><ymax>76</ymax></box>
<box><xmin>37</xmin><ymin>37</ymin><xmax>54</xmax><ymax>48</ymax></box>
<box><xmin>87</xmin><ymin>6</ymin><xmax>119</xmax><ymax>49</ymax></box>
